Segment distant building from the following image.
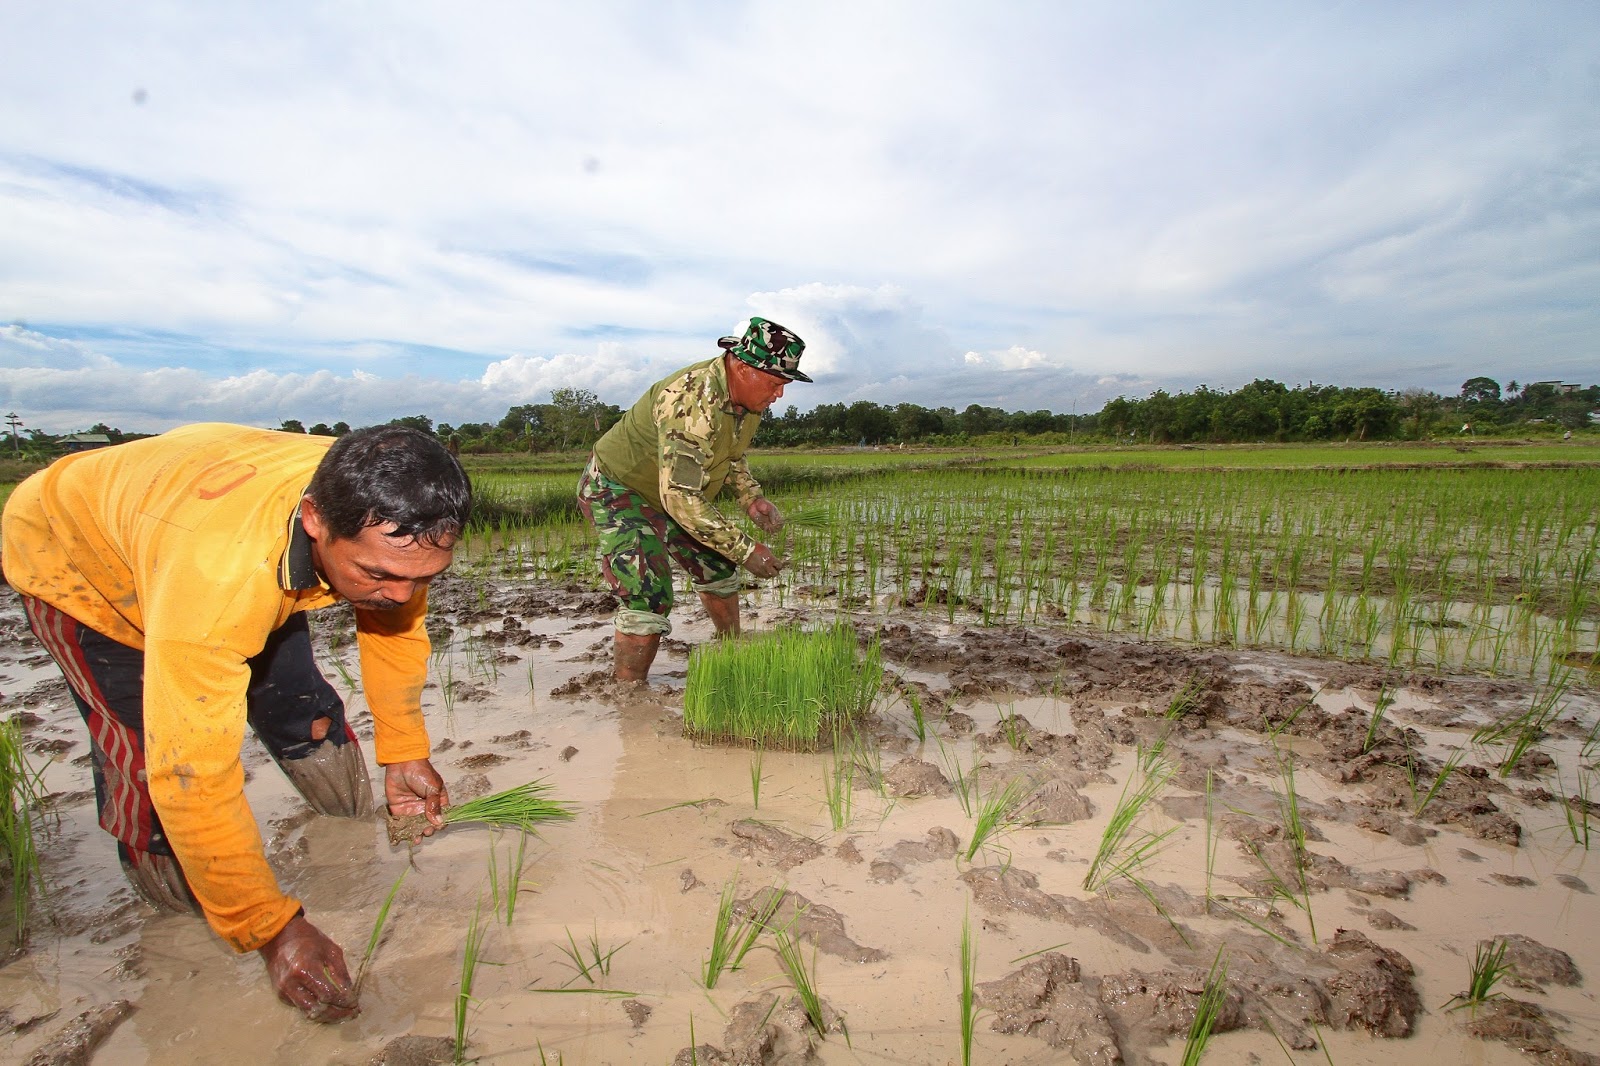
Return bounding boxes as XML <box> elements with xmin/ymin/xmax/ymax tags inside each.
<box><xmin>1529</xmin><ymin>380</ymin><xmax>1584</xmax><ymax>394</ymax></box>
<box><xmin>59</xmin><ymin>433</ymin><xmax>112</xmax><ymax>453</ymax></box>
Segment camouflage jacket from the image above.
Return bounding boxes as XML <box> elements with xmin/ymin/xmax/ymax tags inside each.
<box><xmin>591</xmin><ymin>356</ymin><xmax>764</xmax><ymax>561</ymax></box>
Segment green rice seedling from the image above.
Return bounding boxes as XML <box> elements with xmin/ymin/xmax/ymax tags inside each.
<box><xmin>1362</xmin><ymin>684</ymin><xmax>1395</xmax><ymax>754</ymax></box>
<box><xmin>454</xmin><ymin>898</ymin><xmax>490</xmax><ymax>1064</ymax></box>
<box><xmin>823</xmin><ymin>757</ymin><xmax>854</xmax><ymax>830</ymax></box>
<box><xmin>1180</xmin><ymin>947</ymin><xmax>1230</xmax><ymax>1066</ymax></box>
<box><xmin>0</xmin><ymin>719</ymin><xmax>44</xmax><ymax>944</ymax></box>
<box><xmin>353</xmin><ymin>866</ymin><xmax>408</xmax><ymax>994</ymax></box>
<box><xmin>905</xmin><ymin>687</ymin><xmax>927</xmax><ymax>743</ymax></box>
<box><xmin>965</xmin><ymin>778</ymin><xmax>1032</xmax><ymax>862</ymax></box>
<box><xmin>1413</xmin><ymin>748</ymin><xmax>1466</xmax><ymax>817</ymax></box>
<box><xmin>749</xmin><ymin>744</ymin><xmax>765</xmax><ymax>809</ymax></box>
<box><xmin>683</xmin><ymin>623</ymin><xmax>882</xmax><ymax>750</ymax></box>
<box><xmin>774</xmin><ymin>928</ymin><xmax>842</xmax><ymax>1042</ymax></box>
<box><xmin>1141</xmin><ymin>673</ymin><xmax>1204</xmax><ymax>771</ymax></box>
<box><xmin>936</xmin><ymin>738</ymin><xmax>977</xmax><ymax>817</ymax></box>
<box><xmin>503</xmin><ymin>831</ymin><xmax>530</xmax><ymax>924</ymax></box>
<box><xmin>443</xmin><ymin>780</ymin><xmax>577</xmax><ymax>834</ymax></box>
<box><xmin>1275</xmin><ymin>753</ymin><xmax>1317</xmax><ymax>945</ymax></box>
<box><xmin>1203</xmin><ymin>770</ymin><xmax>1217</xmax><ymax>912</ymax></box>
<box><xmin>960</xmin><ymin>911</ymin><xmax>978</xmax><ymax>1066</ymax></box>
<box><xmin>701</xmin><ymin>876</ymin><xmax>784</xmax><ymax>988</ymax></box>
<box><xmin>555</xmin><ymin>924</ymin><xmax>630</xmax><ymax>987</ymax></box>
<box><xmin>1561</xmin><ymin>768</ymin><xmax>1593</xmax><ymax>849</ymax></box>
<box><xmin>996</xmin><ymin>704</ymin><xmax>1027</xmax><ymax>752</ymax></box>
<box><xmin>1445</xmin><ymin>938</ymin><xmax>1511</xmax><ymax>1012</ymax></box>
<box><xmin>1009</xmin><ymin>942</ymin><xmax>1071</xmax><ymax>964</ymax></box>
<box><xmin>1083</xmin><ymin>759</ymin><xmax>1176</xmax><ymax>893</ymax></box>
<box><xmin>327</xmin><ymin>652</ymin><xmax>359</xmax><ymax>695</ymax></box>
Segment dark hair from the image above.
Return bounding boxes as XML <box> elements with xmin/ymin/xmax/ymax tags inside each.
<box><xmin>305</xmin><ymin>426</ymin><xmax>472</xmax><ymax>545</ymax></box>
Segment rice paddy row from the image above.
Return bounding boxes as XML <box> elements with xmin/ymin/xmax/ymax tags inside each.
<box><xmin>458</xmin><ymin>460</ymin><xmax>1599</xmax><ymax>682</ymax></box>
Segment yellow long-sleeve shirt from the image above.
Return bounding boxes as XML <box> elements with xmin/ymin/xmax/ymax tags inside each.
<box><xmin>0</xmin><ymin>423</ymin><xmax>433</xmax><ymax>951</ymax></box>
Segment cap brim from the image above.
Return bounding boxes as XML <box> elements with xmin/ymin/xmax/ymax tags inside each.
<box><xmin>781</xmin><ymin>369</ymin><xmax>813</xmax><ymax>383</ymax></box>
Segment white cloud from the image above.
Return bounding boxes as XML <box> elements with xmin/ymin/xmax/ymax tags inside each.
<box><xmin>0</xmin><ymin>3</ymin><xmax>1595</xmax><ymax>431</ymax></box>
<box><xmin>0</xmin><ymin>325</ymin><xmax>117</xmax><ymax>370</ymax></box>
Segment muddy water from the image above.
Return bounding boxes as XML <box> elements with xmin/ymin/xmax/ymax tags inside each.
<box><xmin>2</xmin><ymin>574</ymin><xmax>1598</xmax><ymax>1065</ymax></box>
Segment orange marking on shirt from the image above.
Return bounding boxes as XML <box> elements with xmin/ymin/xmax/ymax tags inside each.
<box><xmin>195</xmin><ymin>461</ymin><xmax>259</xmax><ymax>499</ymax></box>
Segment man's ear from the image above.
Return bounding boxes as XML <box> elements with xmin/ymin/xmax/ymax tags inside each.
<box><xmin>300</xmin><ymin>495</ymin><xmax>329</xmax><ymax>542</ymax></box>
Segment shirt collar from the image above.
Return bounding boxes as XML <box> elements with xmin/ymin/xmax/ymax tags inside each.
<box><xmin>279</xmin><ymin>498</ymin><xmax>322</xmax><ymax>591</ymax></box>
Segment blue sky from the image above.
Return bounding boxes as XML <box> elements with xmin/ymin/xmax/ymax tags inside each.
<box><xmin>2</xmin><ymin>2</ymin><xmax>1597</xmax><ymax>433</ymax></box>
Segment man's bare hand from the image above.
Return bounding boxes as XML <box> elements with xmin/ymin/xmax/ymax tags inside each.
<box><xmin>742</xmin><ymin>543</ymin><xmax>785</xmax><ymax>579</ymax></box>
<box><xmin>745</xmin><ymin>498</ymin><xmax>784</xmax><ymax>535</ymax></box>
<box><xmin>258</xmin><ymin>913</ymin><xmax>359</xmax><ymax>1023</ymax></box>
<box><xmin>385</xmin><ymin>758</ymin><xmax>449</xmax><ymax>842</ymax></box>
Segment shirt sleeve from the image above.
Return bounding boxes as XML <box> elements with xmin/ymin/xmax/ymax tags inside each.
<box><xmin>140</xmin><ymin>631</ymin><xmax>304</xmax><ymax>953</ymax></box>
<box><xmin>355</xmin><ymin>587</ymin><xmax>434</xmax><ymax>765</ymax></box>
<box><xmin>725</xmin><ymin>455</ymin><xmax>765</xmax><ymax>511</ymax></box>
<box><xmin>654</xmin><ymin>384</ymin><xmax>757</xmax><ymax>563</ymax></box>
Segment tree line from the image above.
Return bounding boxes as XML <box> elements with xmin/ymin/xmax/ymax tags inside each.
<box><xmin>9</xmin><ymin>376</ymin><xmax>1595</xmax><ymax>459</ymax></box>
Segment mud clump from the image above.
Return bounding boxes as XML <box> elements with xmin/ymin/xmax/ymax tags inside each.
<box><xmin>1321</xmin><ymin>929</ymin><xmax>1421</xmax><ymax>1037</ymax></box>
<box><xmin>729</xmin><ymin>819</ymin><xmax>825</xmax><ymax>870</ymax></box>
<box><xmin>881</xmin><ymin>757</ymin><xmax>951</xmax><ymax>797</ymax></box>
<box><xmin>384</xmin><ymin>811</ymin><xmax>435</xmax><ymax>846</ymax></box>
<box><xmin>671</xmin><ymin>990</ymin><xmax>845</xmax><ymax>1065</ymax></box>
<box><xmin>976</xmin><ymin>952</ymin><xmax>1120</xmax><ymax>1065</ymax></box>
<box><xmin>1494</xmin><ymin>934</ymin><xmax>1582</xmax><ymax>989</ymax></box>
<box><xmin>22</xmin><ymin>1000</ymin><xmax>134</xmax><ymax>1066</ymax></box>
<box><xmin>1016</xmin><ymin>778</ymin><xmax>1096</xmax><ymax>823</ymax></box>
<box><xmin>1465</xmin><ymin>999</ymin><xmax>1600</xmax><ymax>1065</ymax></box>
<box><xmin>368</xmin><ymin>1035</ymin><xmax>456</xmax><ymax>1065</ymax></box>
<box><xmin>1098</xmin><ymin>967</ymin><xmax>1248</xmax><ymax>1043</ymax></box>
<box><xmin>961</xmin><ymin>864</ymin><xmax>1072</xmax><ymax>922</ymax></box>
<box><xmin>734</xmin><ymin>888</ymin><xmax>886</xmax><ymax>964</ymax></box>
<box><xmin>880</xmin><ymin>827</ymin><xmax>959</xmax><ymax>865</ymax></box>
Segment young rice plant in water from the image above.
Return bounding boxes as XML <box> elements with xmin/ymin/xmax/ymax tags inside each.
<box><xmin>1</xmin><ymin>719</ymin><xmax>43</xmax><ymax>945</ymax></box>
<box><xmin>683</xmin><ymin>623</ymin><xmax>882</xmax><ymax>749</ymax></box>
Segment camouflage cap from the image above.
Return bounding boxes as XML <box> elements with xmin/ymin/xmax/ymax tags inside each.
<box><xmin>717</xmin><ymin>317</ymin><xmax>812</xmax><ymax>382</ymax></box>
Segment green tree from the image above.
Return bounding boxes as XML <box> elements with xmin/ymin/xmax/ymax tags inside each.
<box><xmin>279</xmin><ymin>419</ymin><xmax>307</xmax><ymax>433</ymax></box>
<box><xmin>387</xmin><ymin>415</ymin><xmax>435</xmax><ymax>436</ymax></box>
<box><xmin>1460</xmin><ymin>377</ymin><xmax>1501</xmax><ymax>405</ymax></box>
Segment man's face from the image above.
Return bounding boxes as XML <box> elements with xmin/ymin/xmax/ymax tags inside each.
<box><xmin>301</xmin><ymin>502</ymin><xmax>455</xmax><ymax>611</ymax></box>
<box><xmin>728</xmin><ymin>357</ymin><xmax>789</xmax><ymax>413</ymax></box>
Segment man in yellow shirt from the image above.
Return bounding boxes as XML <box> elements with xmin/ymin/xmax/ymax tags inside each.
<box><xmin>1</xmin><ymin>422</ymin><xmax>470</xmax><ymax>1021</ymax></box>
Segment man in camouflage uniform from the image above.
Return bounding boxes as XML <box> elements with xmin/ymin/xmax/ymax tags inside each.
<box><xmin>577</xmin><ymin>317</ymin><xmax>810</xmax><ymax>681</ymax></box>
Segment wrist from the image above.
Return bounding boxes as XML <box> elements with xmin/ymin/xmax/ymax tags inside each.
<box><xmin>259</xmin><ymin>906</ymin><xmax>307</xmax><ymax>956</ymax></box>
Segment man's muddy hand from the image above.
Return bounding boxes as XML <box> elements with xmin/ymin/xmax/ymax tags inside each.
<box><xmin>742</xmin><ymin>543</ymin><xmax>786</xmax><ymax>579</ymax></box>
<box><xmin>745</xmin><ymin>497</ymin><xmax>785</xmax><ymax>535</ymax></box>
<box><xmin>258</xmin><ymin>913</ymin><xmax>359</xmax><ymax>1022</ymax></box>
<box><xmin>385</xmin><ymin>758</ymin><xmax>449</xmax><ymax>842</ymax></box>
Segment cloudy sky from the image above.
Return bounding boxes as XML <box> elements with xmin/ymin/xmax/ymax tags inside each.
<box><xmin>2</xmin><ymin>2</ymin><xmax>1596</xmax><ymax>434</ymax></box>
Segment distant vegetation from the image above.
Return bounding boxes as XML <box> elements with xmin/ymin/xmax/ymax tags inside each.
<box><xmin>3</xmin><ymin>376</ymin><xmax>1595</xmax><ymax>463</ymax></box>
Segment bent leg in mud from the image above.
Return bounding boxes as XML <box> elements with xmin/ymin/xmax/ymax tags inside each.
<box><xmin>19</xmin><ymin>596</ymin><xmax>202</xmax><ymax>913</ymax></box>
<box><xmin>119</xmin><ymin>846</ymin><xmax>201</xmax><ymax>914</ymax></box>
<box><xmin>246</xmin><ymin>614</ymin><xmax>375</xmax><ymax>818</ymax></box>
<box><xmin>579</xmin><ymin>456</ymin><xmax>680</xmax><ymax>678</ymax></box>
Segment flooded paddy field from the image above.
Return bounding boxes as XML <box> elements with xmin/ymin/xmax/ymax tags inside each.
<box><xmin>3</xmin><ymin>444</ymin><xmax>1598</xmax><ymax>1064</ymax></box>
<box><xmin>2</xmin><ymin>560</ymin><xmax>1598</xmax><ymax>1065</ymax></box>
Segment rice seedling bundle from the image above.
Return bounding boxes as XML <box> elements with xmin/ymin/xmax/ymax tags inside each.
<box><xmin>385</xmin><ymin>779</ymin><xmax>576</xmax><ymax>845</ymax></box>
<box><xmin>1</xmin><ymin>719</ymin><xmax>43</xmax><ymax>944</ymax></box>
<box><xmin>447</xmin><ymin>781</ymin><xmax>577</xmax><ymax>832</ymax></box>
<box><xmin>683</xmin><ymin>623</ymin><xmax>882</xmax><ymax>749</ymax></box>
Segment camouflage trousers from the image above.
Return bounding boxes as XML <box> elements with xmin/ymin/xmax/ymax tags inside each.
<box><xmin>576</xmin><ymin>455</ymin><xmax>740</xmax><ymax>636</ymax></box>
